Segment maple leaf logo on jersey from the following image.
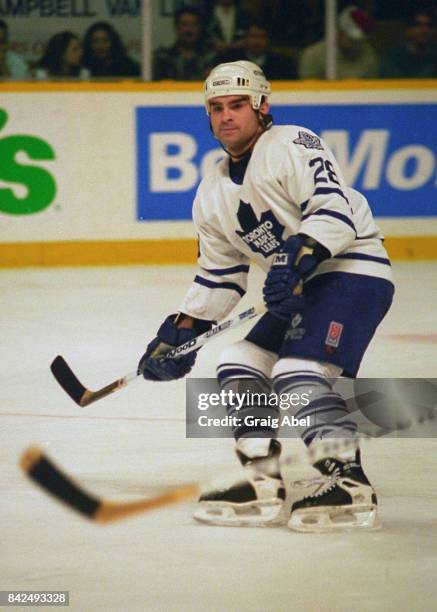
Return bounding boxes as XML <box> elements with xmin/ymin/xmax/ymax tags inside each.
<box><xmin>236</xmin><ymin>200</ymin><xmax>285</xmax><ymax>257</ymax></box>
<box><xmin>293</xmin><ymin>131</ymin><xmax>323</xmax><ymax>150</ymax></box>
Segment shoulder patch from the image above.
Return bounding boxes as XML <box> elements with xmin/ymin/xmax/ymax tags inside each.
<box><xmin>293</xmin><ymin>130</ymin><xmax>324</xmax><ymax>150</ymax></box>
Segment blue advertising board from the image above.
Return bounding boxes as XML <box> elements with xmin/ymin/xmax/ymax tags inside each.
<box><xmin>136</xmin><ymin>104</ymin><xmax>437</xmax><ymax>221</ymax></box>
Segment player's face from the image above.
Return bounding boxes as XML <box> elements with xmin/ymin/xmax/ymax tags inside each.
<box><xmin>209</xmin><ymin>95</ymin><xmax>269</xmax><ymax>157</ymax></box>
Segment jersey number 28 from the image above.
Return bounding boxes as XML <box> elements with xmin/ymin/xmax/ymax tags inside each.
<box><xmin>310</xmin><ymin>157</ymin><xmax>340</xmax><ymax>186</ymax></box>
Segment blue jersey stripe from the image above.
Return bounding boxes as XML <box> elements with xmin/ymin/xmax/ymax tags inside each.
<box><xmin>202</xmin><ymin>264</ymin><xmax>250</xmax><ymax>276</ymax></box>
<box><xmin>300</xmin><ymin>199</ymin><xmax>310</xmax><ymax>213</ymax></box>
<box><xmin>194</xmin><ymin>275</ymin><xmax>246</xmax><ymax>297</ymax></box>
<box><xmin>302</xmin><ymin>209</ymin><xmax>356</xmax><ymax>233</ymax></box>
<box><xmin>334</xmin><ymin>253</ymin><xmax>391</xmax><ymax>266</ymax></box>
<box><xmin>313</xmin><ymin>186</ymin><xmax>350</xmax><ymax>204</ymax></box>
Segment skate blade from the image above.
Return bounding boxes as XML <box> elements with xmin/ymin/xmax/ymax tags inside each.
<box><xmin>288</xmin><ymin>504</ymin><xmax>380</xmax><ymax>533</ymax></box>
<box><xmin>193</xmin><ymin>500</ymin><xmax>284</xmax><ymax>527</ymax></box>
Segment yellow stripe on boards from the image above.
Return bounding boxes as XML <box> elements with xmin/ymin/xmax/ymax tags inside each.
<box><xmin>384</xmin><ymin>236</ymin><xmax>437</xmax><ymax>260</ymax></box>
<box><xmin>0</xmin><ymin>240</ymin><xmax>197</xmax><ymax>267</ymax></box>
<box><xmin>0</xmin><ymin>237</ymin><xmax>436</xmax><ymax>267</ymax></box>
<box><xmin>0</xmin><ymin>79</ymin><xmax>436</xmax><ymax>94</ymax></box>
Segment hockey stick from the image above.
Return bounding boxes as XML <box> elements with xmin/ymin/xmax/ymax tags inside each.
<box><xmin>19</xmin><ymin>440</ymin><xmax>356</xmax><ymax>524</ymax></box>
<box><xmin>19</xmin><ymin>404</ymin><xmax>437</xmax><ymax>524</ymax></box>
<box><xmin>20</xmin><ymin>447</ymin><xmax>199</xmax><ymax>523</ymax></box>
<box><xmin>51</xmin><ymin>303</ymin><xmax>266</xmax><ymax>407</ymax></box>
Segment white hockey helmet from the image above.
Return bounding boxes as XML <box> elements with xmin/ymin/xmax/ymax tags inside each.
<box><xmin>204</xmin><ymin>61</ymin><xmax>271</xmax><ymax>113</ymax></box>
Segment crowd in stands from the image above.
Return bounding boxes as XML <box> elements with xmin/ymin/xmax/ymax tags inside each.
<box><xmin>0</xmin><ymin>19</ymin><xmax>140</xmax><ymax>80</ymax></box>
<box><xmin>153</xmin><ymin>0</ymin><xmax>437</xmax><ymax>81</ymax></box>
<box><xmin>0</xmin><ymin>0</ymin><xmax>436</xmax><ymax>82</ymax></box>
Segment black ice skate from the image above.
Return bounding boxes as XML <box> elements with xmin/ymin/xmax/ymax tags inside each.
<box><xmin>193</xmin><ymin>440</ymin><xmax>285</xmax><ymax>526</ymax></box>
<box><xmin>288</xmin><ymin>449</ymin><xmax>379</xmax><ymax>532</ymax></box>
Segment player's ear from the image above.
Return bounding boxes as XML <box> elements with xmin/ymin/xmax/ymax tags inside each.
<box><xmin>259</xmin><ymin>98</ymin><xmax>270</xmax><ymax>114</ymax></box>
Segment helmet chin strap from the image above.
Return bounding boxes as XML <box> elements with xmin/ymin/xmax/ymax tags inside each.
<box><xmin>209</xmin><ymin>111</ymin><xmax>273</xmax><ymax>161</ymax></box>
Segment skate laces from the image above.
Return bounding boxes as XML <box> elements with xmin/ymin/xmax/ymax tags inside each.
<box><xmin>291</xmin><ymin>476</ymin><xmax>332</xmax><ymax>489</ymax></box>
<box><xmin>294</xmin><ymin>466</ymin><xmax>341</xmax><ymax>499</ymax></box>
<box><xmin>310</xmin><ymin>476</ymin><xmax>338</xmax><ymax>499</ymax></box>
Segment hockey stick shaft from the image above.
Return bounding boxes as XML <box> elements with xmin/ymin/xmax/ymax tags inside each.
<box><xmin>51</xmin><ymin>260</ymin><xmax>305</xmax><ymax>406</ymax></box>
<box><xmin>163</xmin><ymin>302</ymin><xmax>266</xmax><ymax>359</ymax></box>
<box><xmin>51</xmin><ymin>302</ymin><xmax>266</xmax><ymax>407</ymax></box>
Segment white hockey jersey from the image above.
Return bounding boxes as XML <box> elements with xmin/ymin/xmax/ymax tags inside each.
<box><xmin>179</xmin><ymin>125</ymin><xmax>394</xmax><ymax>322</ymax></box>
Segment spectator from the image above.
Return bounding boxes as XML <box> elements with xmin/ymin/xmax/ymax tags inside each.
<box><xmin>0</xmin><ymin>19</ymin><xmax>30</xmax><ymax>80</ymax></box>
<box><xmin>259</xmin><ymin>0</ymin><xmax>324</xmax><ymax>48</ymax></box>
<box><xmin>33</xmin><ymin>31</ymin><xmax>90</xmax><ymax>79</ymax></box>
<box><xmin>299</xmin><ymin>5</ymin><xmax>378</xmax><ymax>79</ymax></box>
<box><xmin>83</xmin><ymin>21</ymin><xmax>140</xmax><ymax>78</ymax></box>
<box><xmin>206</xmin><ymin>0</ymin><xmax>252</xmax><ymax>56</ymax></box>
<box><xmin>217</xmin><ymin>19</ymin><xmax>296</xmax><ymax>79</ymax></box>
<box><xmin>379</xmin><ymin>8</ymin><xmax>437</xmax><ymax>78</ymax></box>
<box><xmin>153</xmin><ymin>7</ymin><xmax>213</xmax><ymax>80</ymax></box>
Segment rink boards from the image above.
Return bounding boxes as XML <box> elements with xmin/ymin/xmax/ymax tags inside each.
<box><xmin>0</xmin><ymin>80</ymin><xmax>436</xmax><ymax>265</ymax></box>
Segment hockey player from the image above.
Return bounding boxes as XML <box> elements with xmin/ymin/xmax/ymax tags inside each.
<box><xmin>138</xmin><ymin>61</ymin><xmax>394</xmax><ymax>532</ymax></box>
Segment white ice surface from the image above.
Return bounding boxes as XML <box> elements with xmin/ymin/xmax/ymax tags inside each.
<box><xmin>1</xmin><ymin>263</ymin><xmax>437</xmax><ymax>612</ymax></box>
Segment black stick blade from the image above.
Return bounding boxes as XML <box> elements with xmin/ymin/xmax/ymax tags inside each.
<box><xmin>50</xmin><ymin>356</ymin><xmax>87</xmax><ymax>406</ymax></box>
<box><xmin>20</xmin><ymin>447</ymin><xmax>100</xmax><ymax>520</ymax></box>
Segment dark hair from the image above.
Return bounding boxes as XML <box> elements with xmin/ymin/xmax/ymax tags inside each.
<box><xmin>0</xmin><ymin>19</ymin><xmax>8</xmax><ymax>34</ymax></box>
<box><xmin>82</xmin><ymin>21</ymin><xmax>126</xmax><ymax>64</ymax></box>
<box><xmin>174</xmin><ymin>7</ymin><xmax>202</xmax><ymax>26</ymax></box>
<box><xmin>38</xmin><ymin>31</ymin><xmax>81</xmax><ymax>76</ymax></box>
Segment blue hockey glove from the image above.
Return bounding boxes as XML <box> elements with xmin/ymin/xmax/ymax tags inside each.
<box><xmin>138</xmin><ymin>315</ymin><xmax>210</xmax><ymax>381</ymax></box>
<box><xmin>263</xmin><ymin>235</ymin><xmax>329</xmax><ymax>321</ymax></box>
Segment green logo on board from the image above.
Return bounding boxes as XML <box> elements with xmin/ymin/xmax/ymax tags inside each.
<box><xmin>0</xmin><ymin>109</ymin><xmax>57</xmax><ymax>215</ymax></box>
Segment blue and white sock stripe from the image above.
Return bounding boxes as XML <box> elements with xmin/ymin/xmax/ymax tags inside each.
<box><xmin>217</xmin><ymin>367</ymin><xmax>267</xmax><ymax>383</ymax></box>
<box><xmin>295</xmin><ymin>402</ymin><xmax>349</xmax><ymax>421</ymax></box>
<box><xmin>304</xmin><ymin>420</ymin><xmax>358</xmax><ymax>438</ymax></box>
<box><xmin>302</xmin><ymin>420</ymin><xmax>358</xmax><ymax>446</ymax></box>
<box><xmin>295</xmin><ymin>395</ymin><xmax>350</xmax><ymax>432</ymax></box>
<box><xmin>273</xmin><ymin>372</ymin><xmax>332</xmax><ymax>395</ymax></box>
<box><xmin>233</xmin><ymin>423</ymin><xmax>277</xmax><ymax>440</ymax></box>
<box><xmin>217</xmin><ymin>367</ymin><xmax>277</xmax><ymax>440</ymax></box>
<box><xmin>302</xmin><ymin>421</ymin><xmax>357</xmax><ymax>442</ymax></box>
<box><xmin>272</xmin><ymin>370</ymin><xmax>358</xmax><ymax>444</ymax></box>
<box><xmin>217</xmin><ymin>363</ymin><xmax>270</xmax><ymax>385</ymax></box>
<box><xmin>273</xmin><ymin>370</ymin><xmax>332</xmax><ymax>384</ymax></box>
<box><xmin>295</xmin><ymin>392</ymin><xmax>348</xmax><ymax>412</ymax></box>
<box><xmin>227</xmin><ymin>401</ymin><xmax>280</xmax><ymax>418</ymax></box>
<box><xmin>218</xmin><ymin>370</ymin><xmax>264</xmax><ymax>384</ymax></box>
<box><xmin>218</xmin><ymin>362</ymin><xmax>269</xmax><ymax>378</ymax></box>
